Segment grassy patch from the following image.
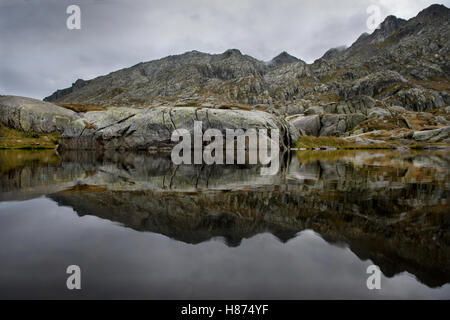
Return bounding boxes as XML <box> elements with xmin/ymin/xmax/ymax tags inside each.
<box><xmin>61</xmin><ymin>184</ymin><xmax>108</xmax><ymax>193</ymax></box>
<box><xmin>55</xmin><ymin>103</ymin><xmax>105</xmax><ymax>113</ymax></box>
<box><xmin>410</xmin><ymin>78</ymin><xmax>450</xmax><ymax>92</ymax></box>
<box><xmin>174</xmin><ymin>102</ymin><xmax>201</xmax><ymax>108</ymax></box>
<box><xmin>409</xmin><ymin>143</ymin><xmax>426</xmax><ymax>150</ymax></box>
<box><xmin>295</xmin><ymin>136</ymin><xmax>352</xmax><ymax>149</ymax></box>
<box><xmin>0</xmin><ymin>124</ymin><xmax>60</xmax><ymax>149</ymax></box>
<box><xmin>218</xmin><ymin>104</ymin><xmax>253</xmax><ymax>111</ymax></box>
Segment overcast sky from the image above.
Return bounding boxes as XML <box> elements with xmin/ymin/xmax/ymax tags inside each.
<box><xmin>1</xmin><ymin>0</ymin><xmax>448</xmax><ymax>99</ymax></box>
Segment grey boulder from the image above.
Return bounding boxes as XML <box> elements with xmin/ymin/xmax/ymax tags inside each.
<box><xmin>413</xmin><ymin>126</ymin><xmax>450</xmax><ymax>142</ymax></box>
<box><xmin>289</xmin><ymin>115</ymin><xmax>321</xmax><ymax>136</ymax></box>
<box><xmin>367</xmin><ymin>107</ymin><xmax>391</xmax><ymax>118</ymax></box>
<box><xmin>0</xmin><ymin>95</ymin><xmax>76</xmax><ymax>133</ymax></box>
<box><xmin>319</xmin><ymin>113</ymin><xmax>367</xmax><ymax>136</ymax></box>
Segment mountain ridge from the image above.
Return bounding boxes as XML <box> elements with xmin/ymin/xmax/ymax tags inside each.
<box><xmin>44</xmin><ymin>3</ymin><xmax>449</xmax><ymax>111</ymax></box>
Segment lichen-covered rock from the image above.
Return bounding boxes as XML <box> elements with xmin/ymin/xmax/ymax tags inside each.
<box><xmin>0</xmin><ymin>95</ymin><xmax>77</xmax><ymax>133</ymax></box>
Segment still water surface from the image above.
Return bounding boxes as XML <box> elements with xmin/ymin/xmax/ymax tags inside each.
<box><xmin>0</xmin><ymin>149</ymin><xmax>449</xmax><ymax>299</ymax></box>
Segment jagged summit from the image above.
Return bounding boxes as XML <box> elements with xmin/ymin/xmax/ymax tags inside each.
<box><xmin>268</xmin><ymin>51</ymin><xmax>302</xmax><ymax>67</ymax></box>
<box><xmin>417</xmin><ymin>3</ymin><xmax>450</xmax><ymax>19</ymax></box>
<box><xmin>376</xmin><ymin>15</ymin><xmax>406</xmax><ymax>36</ymax></box>
<box><xmin>316</xmin><ymin>3</ymin><xmax>449</xmax><ymax>69</ymax></box>
<box><xmin>222</xmin><ymin>48</ymin><xmax>242</xmax><ymax>56</ymax></box>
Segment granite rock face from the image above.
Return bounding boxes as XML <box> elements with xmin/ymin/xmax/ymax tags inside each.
<box><xmin>0</xmin><ymin>95</ymin><xmax>77</xmax><ymax>133</ymax></box>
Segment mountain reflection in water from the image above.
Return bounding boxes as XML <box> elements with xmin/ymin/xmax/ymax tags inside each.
<box><xmin>0</xmin><ymin>149</ymin><xmax>449</xmax><ymax>298</ymax></box>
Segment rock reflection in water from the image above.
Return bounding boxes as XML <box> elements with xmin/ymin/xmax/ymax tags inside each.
<box><xmin>0</xmin><ymin>149</ymin><xmax>449</xmax><ymax>288</ymax></box>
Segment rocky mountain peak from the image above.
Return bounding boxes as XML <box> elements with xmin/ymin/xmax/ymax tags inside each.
<box><xmin>417</xmin><ymin>3</ymin><xmax>450</xmax><ymax>20</ymax></box>
<box><xmin>222</xmin><ymin>49</ymin><xmax>242</xmax><ymax>57</ymax></box>
<box><xmin>268</xmin><ymin>51</ymin><xmax>302</xmax><ymax>67</ymax></box>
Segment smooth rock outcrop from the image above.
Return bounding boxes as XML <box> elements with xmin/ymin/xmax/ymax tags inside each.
<box><xmin>59</xmin><ymin>106</ymin><xmax>298</xmax><ymax>151</ymax></box>
<box><xmin>0</xmin><ymin>95</ymin><xmax>76</xmax><ymax>133</ymax></box>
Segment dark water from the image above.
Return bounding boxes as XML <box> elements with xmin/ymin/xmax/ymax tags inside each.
<box><xmin>0</xmin><ymin>149</ymin><xmax>449</xmax><ymax>299</ymax></box>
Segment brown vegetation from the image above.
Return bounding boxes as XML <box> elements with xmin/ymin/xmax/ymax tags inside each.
<box><xmin>0</xmin><ymin>124</ymin><xmax>60</xmax><ymax>149</ymax></box>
